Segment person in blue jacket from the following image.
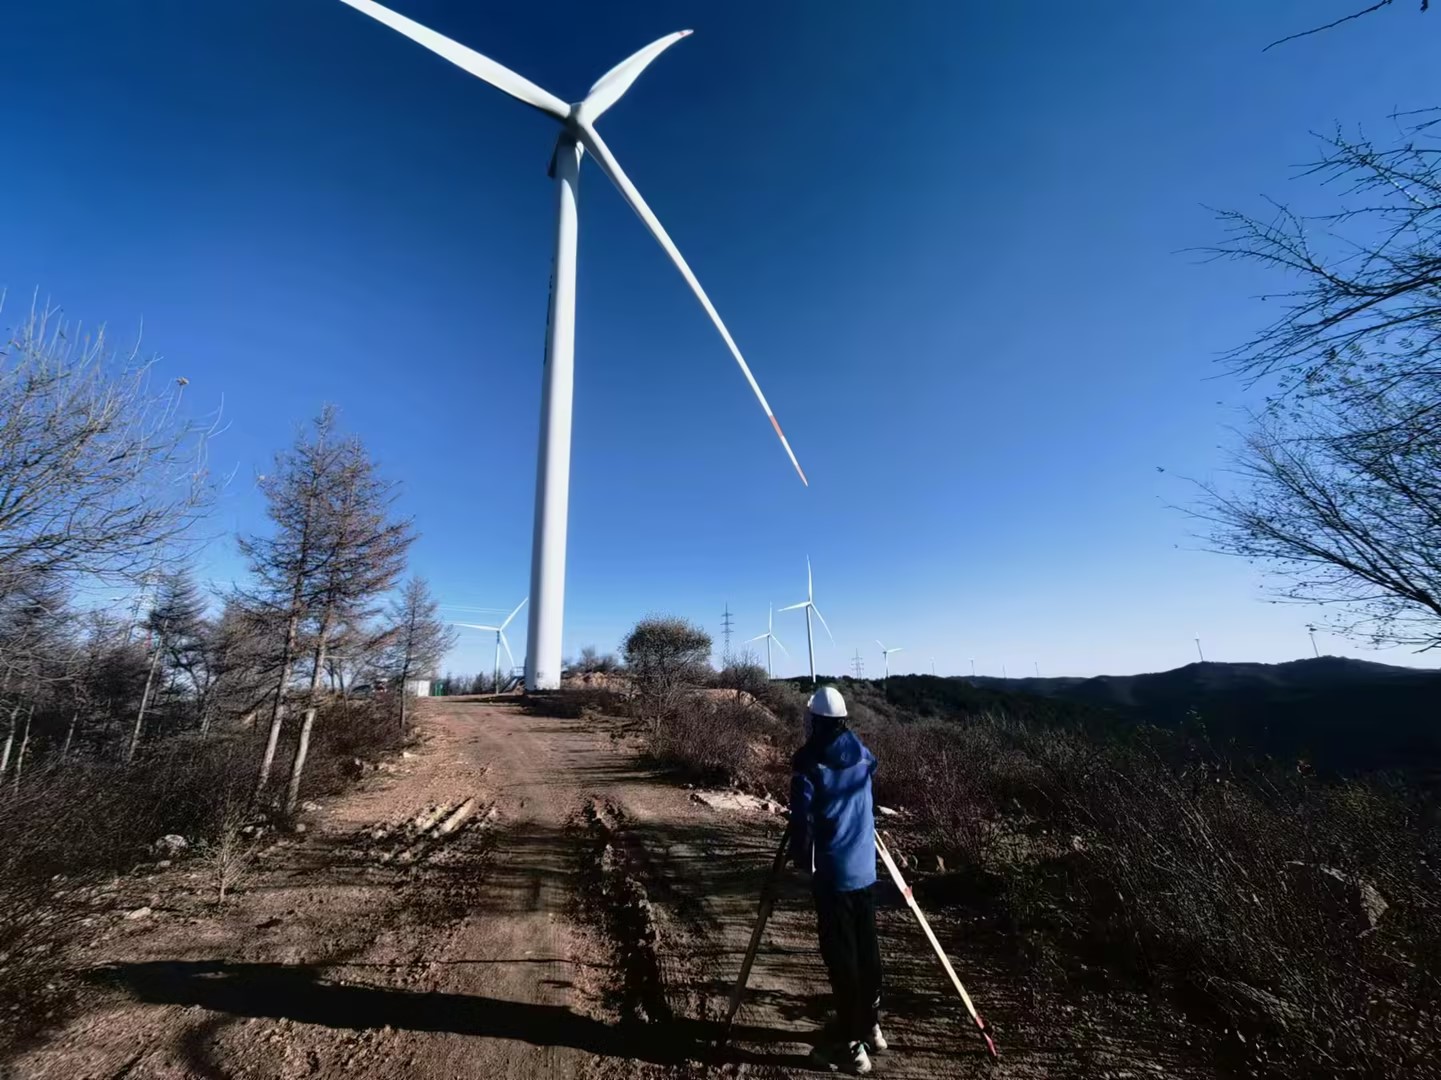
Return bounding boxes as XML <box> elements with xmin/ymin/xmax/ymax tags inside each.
<box><xmin>790</xmin><ymin>685</ymin><xmax>885</xmax><ymax>1075</ymax></box>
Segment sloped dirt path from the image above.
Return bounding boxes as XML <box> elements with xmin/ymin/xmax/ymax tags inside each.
<box><xmin>8</xmin><ymin>700</ymin><xmax>1215</xmax><ymax>1080</ymax></box>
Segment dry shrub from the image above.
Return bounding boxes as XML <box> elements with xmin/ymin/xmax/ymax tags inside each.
<box><xmin>648</xmin><ymin>693</ymin><xmax>791</xmax><ymax>793</ymax></box>
<box><xmin>866</xmin><ymin>706</ymin><xmax>1441</xmax><ymax>1079</ymax></box>
<box><xmin>0</xmin><ymin>696</ymin><xmax>398</xmax><ymax>1051</ymax></box>
<box><xmin>1043</xmin><ymin>739</ymin><xmax>1441</xmax><ymax>1078</ymax></box>
<box><xmin>295</xmin><ymin>697</ymin><xmax>404</xmax><ymax>798</ymax></box>
<box><xmin>198</xmin><ymin>799</ymin><xmax>259</xmax><ymax>904</ymax></box>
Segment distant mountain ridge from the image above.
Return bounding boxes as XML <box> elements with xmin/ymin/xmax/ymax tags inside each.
<box><xmin>889</xmin><ymin>657</ymin><xmax>1441</xmax><ymax>775</ymax></box>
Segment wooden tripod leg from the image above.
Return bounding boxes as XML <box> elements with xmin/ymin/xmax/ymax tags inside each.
<box><xmin>717</xmin><ymin>826</ymin><xmax>792</xmax><ymax>1048</ymax></box>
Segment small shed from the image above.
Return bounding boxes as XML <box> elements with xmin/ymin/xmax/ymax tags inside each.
<box><xmin>404</xmin><ymin>678</ymin><xmax>432</xmax><ymax>698</ymax></box>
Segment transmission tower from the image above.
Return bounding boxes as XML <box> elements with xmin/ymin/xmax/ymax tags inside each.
<box><xmin>851</xmin><ymin>649</ymin><xmax>865</xmax><ymax>679</ymax></box>
<box><xmin>721</xmin><ymin>603</ymin><xmax>734</xmax><ymax>663</ymax></box>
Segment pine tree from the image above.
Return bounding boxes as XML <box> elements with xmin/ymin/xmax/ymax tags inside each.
<box><xmin>283</xmin><ymin>435</ymin><xmax>412</xmax><ymax>812</ymax></box>
<box><xmin>240</xmin><ymin>409</ymin><xmax>343</xmax><ymax>797</ymax></box>
<box><xmin>382</xmin><ymin>578</ymin><xmax>456</xmax><ymax>735</ymax></box>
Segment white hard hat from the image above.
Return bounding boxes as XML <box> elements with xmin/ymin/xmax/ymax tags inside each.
<box><xmin>807</xmin><ymin>686</ymin><xmax>848</xmax><ymax>718</ymax></box>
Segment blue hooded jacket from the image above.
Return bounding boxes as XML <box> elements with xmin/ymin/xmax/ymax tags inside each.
<box><xmin>789</xmin><ymin>722</ymin><xmax>878</xmax><ymax>892</ymax></box>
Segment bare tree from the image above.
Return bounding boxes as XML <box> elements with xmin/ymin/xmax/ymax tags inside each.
<box><xmin>575</xmin><ymin>644</ymin><xmax>620</xmax><ymax>675</ymax></box>
<box><xmin>1201</xmin><ymin>114</ymin><xmax>1441</xmax><ymax>649</ymax></box>
<box><xmin>0</xmin><ymin>298</ymin><xmax>214</xmax><ymax>602</ymax></box>
<box><xmin>1198</xmin><ymin>390</ymin><xmax>1441</xmax><ymax>650</ymax></box>
<box><xmin>283</xmin><ymin>435</ymin><xmax>412</xmax><ymax>813</ymax></box>
<box><xmin>1208</xmin><ymin>114</ymin><xmax>1441</xmax><ymax>408</ymax></box>
<box><xmin>382</xmin><ymin>578</ymin><xmax>456</xmax><ymax>735</ymax></box>
<box><xmin>240</xmin><ymin>409</ymin><xmax>341</xmax><ymax>797</ymax></box>
<box><xmin>1265</xmin><ymin>0</ymin><xmax>1430</xmax><ymax>51</ymax></box>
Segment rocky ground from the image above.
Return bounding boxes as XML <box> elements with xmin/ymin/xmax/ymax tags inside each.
<box><xmin>4</xmin><ymin>699</ymin><xmax>1217</xmax><ymax>1079</ymax></box>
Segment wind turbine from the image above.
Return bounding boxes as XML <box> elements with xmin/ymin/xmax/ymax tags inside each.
<box><xmin>1306</xmin><ymin>624</ymin><xmax>1320</xmax><ymax>658</ymax></box>
<box><xmin>779</xmin><ymin>558</ymin><xmax>832</xmax><ymax>686</ymax></box>
<box><xmin>877</xmin><ymin>641</ymin><xmax>903</xmax><ymax>682</ymax></box>
<box><xmin>1194</xmin><ymin>634</ymin><xmax>1206</xmax><ymax>663</ymax></box>
<box><xmin>745</xmin><ymin>605</ymin><xmax>789</xmax><ymax>680</ymax></box>
<box><xmin>455</xmin><ymin>599</ymin><xmax>528</xmax><ymax>693</ymax></box>
<box><xmin>334</xmin><ymin>2</ymin><xmax>807</xmax><ymax>692</ymax></box>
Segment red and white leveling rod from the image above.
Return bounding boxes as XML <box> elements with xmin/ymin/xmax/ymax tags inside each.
<box><xmin>875</xmin><ymin>830</ymin><xmax>999</xmax><ymax>1060</ymax></box>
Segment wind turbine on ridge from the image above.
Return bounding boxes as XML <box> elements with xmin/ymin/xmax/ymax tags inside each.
<box><xmin>334</xmin><ymin>1</ymin><xmax>808</xmax><ymax>691</ymax></box>
<box><xmin>746</xmin><ymin>605</ymin><xmax>789</xmax><ymax>680</ymax></box>
<box><xmin>454</xmin><ymin>598</ymin><xmax>528</xmax><ymax>693</ymax></box>
<box><xmin>877</xmin><ymin>640</ymin><xmax>903</xmax><ymax>682</ymax></box>
<box><xmin>779</xmin><ymin>558</ymin><xmax>832</xmax><ymax>686</ymax></box>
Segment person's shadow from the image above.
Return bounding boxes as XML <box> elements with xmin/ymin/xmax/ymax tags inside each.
<box><xmin>88</xmin><ymin>961</ymin><xmax>816</xmax><ymax>1070</ymax></box>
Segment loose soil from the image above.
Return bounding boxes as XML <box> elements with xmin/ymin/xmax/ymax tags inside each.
<box><xmin>5</xmin><ymin>700</ymin><xmax>1217</xmax><ymax>1079</ymax></box>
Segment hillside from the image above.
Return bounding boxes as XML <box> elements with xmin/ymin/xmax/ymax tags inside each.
<box><xmin>818</xmin><ymin>657</ymin><xmax>1441</xmax><ymax>774</ymax></box>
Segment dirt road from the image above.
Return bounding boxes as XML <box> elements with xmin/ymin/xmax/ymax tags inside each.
<box><xmin>9</xmin><ymin>700</ymin><xmax>1209</xmax><ymax>1079</ymax></box>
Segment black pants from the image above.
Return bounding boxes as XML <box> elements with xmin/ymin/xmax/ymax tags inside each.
<box><xmin>814</xmin><ymin>884</ymin><xmax>883</xmax><ymax>1042</ymax></box>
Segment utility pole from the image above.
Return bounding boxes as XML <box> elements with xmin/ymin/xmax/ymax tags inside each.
<box><xmin>721</xmin><ymin>603</ymin><xmax>734</xmax><ymax>665</ymax></box>
<box><xmin>851</xmin><ymin>649</ymin><xmax>865</xmax><ymax>679</ymax></box>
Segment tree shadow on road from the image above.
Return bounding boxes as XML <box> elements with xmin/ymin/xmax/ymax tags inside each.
<box><xmin>87</xmin><ymin>960</ymin><xmax>815</xmax><ymax>1070</ymax></box>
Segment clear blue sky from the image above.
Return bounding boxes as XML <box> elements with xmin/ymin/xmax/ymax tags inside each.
<box><xmin>3</xmin><ymin>1</ymin><xmax>1436</xmax><ymax>678</ymax></box>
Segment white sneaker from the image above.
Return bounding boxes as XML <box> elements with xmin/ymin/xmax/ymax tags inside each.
<box><xmin>867</xmin><ymin>1024</ymin><xmax>888</xmax><ymax>1052</ymax></box>
<box><xmin>810</xmin><ymin>1040</ymin><xmax>872</xmax><ymax>1075</ymax></box>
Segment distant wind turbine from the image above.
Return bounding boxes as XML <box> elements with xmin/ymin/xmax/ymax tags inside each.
<box><xmin>779</xmin><ymin>558</ymin><xmax>832</xmax><ymax>686</ymax></box>
<box><xmin>333</xmin><ymin>1</ymin><xmax>808</xmax><ymax>692</ymax></box>
<box><xmin>455</xmin><ymin>598</ymin><xmax>528</xmax><ymax>692</ymax></box>
<box><xmin>1306</xmin><ymin>625</ymin><xmax>1320</xmax><ymax>658</ymax></box>
<box><xmin>1194</xmin><ymin>635</ymin><xmax>1206</xmax><ymax>663</ymax></box>
<box><xmin>745</xmin><ymin>605</ymin><xmax>789</xmax><ymax>680</ymax></box>
<box><xmin>877</xmin><ymin>641</ymin><xmax>903</xmax><ymax>682</ymax></box>
<box><xmin>969</xmin><ymin>658</ymin><xmax>976</xmax><ymax>678</ymax></box>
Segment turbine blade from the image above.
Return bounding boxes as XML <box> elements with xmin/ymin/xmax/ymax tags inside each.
<box><xmin>575</xmin><ymin>121</ymin><xmax>807</xmax><ymax>486</ymax></box>
<box><xmin>811</xmin><ymin>605</ymin><xmax>834</xmax><ymax>643</ymax></box>
<box><xmin>892</xmin><ymin>647</ymin><xmax>904</xmax><ymax>654</ymax></box>
<box><xmin>581</xmin><ymin>31</ymin><xmax>691</xmax><ymax>121</ymax></box>
<box><xmin>778</xmin><ymin>601</ymin><xmax>809</xmax><ymax>613</ymax></box>
<box><xmin>454</xmin><ymin>623</ymin><xmax>502</xmax><ymax>631</ymax></box>
<box><xmin>772</xmin><ymin>634</ymin><xmax>790</xmax><ymax>658</ymax></box>
<box><xmin>745</xmin><ymin>633</ymin><xmax>768</xmax><ymax>643</ymax></box>
<box><xmin>336</xmin><ymin>0</ymin><xmax>568</xmax><ymax>119</ymax></box>
<box><xmin>876</xmin><ymin>640</ymin><xmax>886</xmax><ymax>650</ymax></box>
<box><xmin>501</xmin><ymin>597</ymin><xmax>529</xmax><ymax>630</ymax></box>
<box><xmin>499</xmin><ymin>631</ymin><xmax>517</xmax><ymax>673</ymax></box>
<box><xmin>807</xmin><ymin>556</ymin><xmax>813</xmax><ymax>602</ymax></box>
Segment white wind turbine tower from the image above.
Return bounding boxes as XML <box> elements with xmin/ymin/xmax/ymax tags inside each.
<box><xmin>746</xmin><ymin>605</ymin><xmax>789</xmax><ymax>680</ymax></box>
<box><xmin>455</xmin><ymin>599</ymin><xmax>528</xmax><ymax>693</ymax></box>
<box><xmin>877</xmin><ymin>641</ymin><xmax>903</xmax><ymax>682</ymax></box>
<box><xmin>779</xmin><ymin>558</ymin><xmax>832</xmax><ymax>686</ymax></box>
<box><xmin>335</xmin><ymin>2</ymin><xmax>808</xmax><ymax>691</ymax></box>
